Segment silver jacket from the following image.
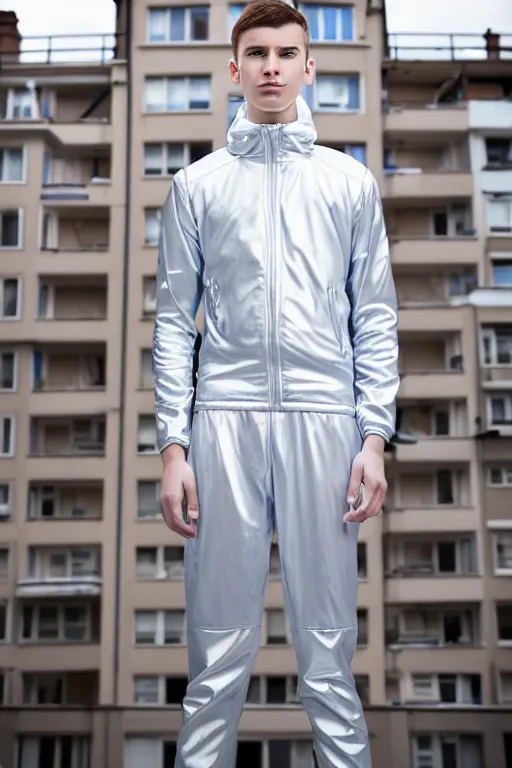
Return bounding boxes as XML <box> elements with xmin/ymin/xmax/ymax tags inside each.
<box><xmin>153</xmin><ymin>96</ymin><xmax>399</xmax><ymax>453</ymax></box>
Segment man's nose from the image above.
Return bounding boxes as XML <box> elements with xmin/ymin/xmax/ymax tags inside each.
<box><xmin>263</xmin><ymin>53</ymin><xmax>281</xmax><ymax>76</ymax></box>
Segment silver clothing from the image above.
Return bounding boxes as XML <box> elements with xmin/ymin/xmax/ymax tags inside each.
<box><xmin>176</xmin><ymin>409</ymin><xmax>370</xmax><ymax>768</ymax></box>
<box><xmin>153</xmin><ymin>96</ymin><xmax>399</xmax><ymax>453</ymax></box>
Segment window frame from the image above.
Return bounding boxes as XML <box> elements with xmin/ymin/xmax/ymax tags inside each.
<box><xmin>137</xmin><ymin>480</ymin><xmax>162</xmax><ymax>520</ymax></box>
<box><xmin>0</xmin><ymin>276</ymin><xmax>21</xmax><ymax>319</ymax></box>
<box><xmin>144</xmin><ymin>76</ymin><xmax>211</xmax><ymax>113</ymax></box>
<box><xmin>487</xmin><ymin>195</ymin><xmax>512</xmax><ymax>235</ymax></box>
<box><xmin>0</xmin><ymin>208</ymin><xmax>23</xmax><ymax>249</ymax></box>
<box><xmin>313</xmin><ymin>74</ymin><xmax>361</xmax><ymax>113</ymax></box>
<box><xmin>487</xmin><ymin>393</ymin><xmax>512</xmax><ymax>428</ymax></box>
<box><xmin>493</xmin><ymin>532</ymin><xmax>512</xmax><ymax>575</ymax></box>
<box><xmin>19</xmin><ymin>602</ymin><xmax>93</xmax><ymax>643</ymax></box>
<box><xmin>0</xmin><ymin>415</ymin><xmax>15</xmax><ymax>457</ymax></box>
<box><xmin>0</xmin><ymin>349</ymin><xmax>17</xmax><ymax>391</ymax></box>
<box><xmin>147</xmin><ymin>6</ymin><xmax>210</xmax><ymax>44</ymax></box>
<box><xmin>299</xmin><ymin>4</ymin><xmax>355</xmax><ymax>43</ymax></box>
<box><xmin>0</xmin><ymin>146</ymin><xmax>26</xmax><ymax>184</ymax></box>
<box><xmin>134</xmin><ymin>609</ymin><xmax>187</xmax><ymax>646</ymax></box>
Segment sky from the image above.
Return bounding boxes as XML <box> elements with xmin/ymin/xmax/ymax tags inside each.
<box><xmin>2</xmin><ymin>0</ymin><xmax>510</xmax><ymax>38</ymax></box>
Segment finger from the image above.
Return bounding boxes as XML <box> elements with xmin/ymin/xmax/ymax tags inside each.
<box><xmin>347</xmin><ymin>464</ymin><xmax>364</xmax><ymax>504</ymax></box>
<box><xmin>183</xmin><ymin>476</ymin><xmax>199</xmax><ymax>521</ymax></box>
<box><xmin>162</xmin><ymin>496</ymin><xmax>197</xmax><ymax>538</ymax></box>
<box><xmin>357</xmin><ymin>489</ymin><xmax>385</xmax><ymax>522</ymax></box>
<box><xmin>344</xmin><ymin>488</ymin><xmax>382</xmax><ymax>523</ymax></box>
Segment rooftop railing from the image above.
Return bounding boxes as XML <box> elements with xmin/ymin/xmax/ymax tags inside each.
<box><xmin>0</xmin><ymin>32</ymin><xmax>124</xmax><ymax>67</ymax></box>
<box><xmin>386</xmin><ymin>31</ymin><xmax>512</xmax><ymax>61</ymax></box>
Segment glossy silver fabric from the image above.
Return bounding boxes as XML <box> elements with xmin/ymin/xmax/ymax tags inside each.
<box><xmin>153</xmin><ymin>96</ymin><xmax>399</xmax><ymax>453</ymax></box>
<box><xmin>176</xmin><ymin>409</ymin><xmax>370</xmax><ymax>768</ymax></box>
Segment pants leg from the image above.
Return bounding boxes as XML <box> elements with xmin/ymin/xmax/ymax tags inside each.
<box><xmin>175</xmin><ymin>410</ymin><xmax>273</xmax><ymax>768</ymax></box>
<box><xmin>272</xmin><ymin>411</ymin><xmax>371</xmax><ymax>768</ymax></box>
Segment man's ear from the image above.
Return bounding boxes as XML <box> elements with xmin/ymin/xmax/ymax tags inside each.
<box><xmin>229</xmin><ymin>58</ymin><xmax>241</xmax><ymax>84</ymax></box>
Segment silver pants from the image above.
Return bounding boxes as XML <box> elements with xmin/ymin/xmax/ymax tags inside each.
<box><xmin>175</xmin><ymin>410</ymin><xmax>370</xmax><ymax>768</ymax></box>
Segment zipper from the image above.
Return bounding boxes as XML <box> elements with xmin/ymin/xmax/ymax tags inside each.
<box><xmin>264</xmin><ymin>126</ymin><xmax>281</xmax><ymax>407</ymax></box>
<box><xmin>327</xmin><ymin>281</ymin><xmax>346</xmax><ymax>356</ymax></box>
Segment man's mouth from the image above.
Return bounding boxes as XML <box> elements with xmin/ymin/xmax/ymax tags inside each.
<box><xmin>259</xmin><ymin>82</ymin><xmax>284</xmax><ymax>88</ymax></box>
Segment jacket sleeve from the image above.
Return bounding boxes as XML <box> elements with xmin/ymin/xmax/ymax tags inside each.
<box><xmin>153</xmin><ymin>170</ymin><xmax>203</xmax><ymax>453</ymax></box>
<box><xmin>346</xmin><ymin>169</ymin><xmax>399</xmax><ymax>443</ymax></box>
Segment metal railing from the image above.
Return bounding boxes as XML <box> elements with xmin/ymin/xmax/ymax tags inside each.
<box><xmin>386</xmin><ymin>31</ymin><xmax>512</xmax><ymax>61</ymax></box>
<box><xmin>0</xmin><ymin>32</ymin><xmax>124</xmax><ymax>66</ymax></box>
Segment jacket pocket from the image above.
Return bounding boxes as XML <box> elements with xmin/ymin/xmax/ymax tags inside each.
<box><xmin>327</xmin><ymin>281</ymin><xmax>346</xmax><ymax>357</ymax></box>
<box><xmin>205</xmin><ymin>276</ymin><xmax>222</xmax><ymax>331</ymax></box>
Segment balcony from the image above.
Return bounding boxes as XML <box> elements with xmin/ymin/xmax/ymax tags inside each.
<box><xmin>393</xmin><ymin>437</ymin><xmax>474</xmax><ymax>463</ymax></box>
<box><xmin>399</xmin><ymin>305</ymin><xmax>469</xmax><ymax>332</ymax></box>
<box><xmin>34</xmin><ymin>275</ymin><xmax>108</xmax><ymax>341</ymax></box>
<box><xmin>385</xmin><ymin>646</ymin><xmax>487</xmax><ymax>675</ymax></box>
<box><xmin>28</xmin><ymin>482</ymin><xmax>102</xmax><ymax>522</ymax></box>
<box><xmin>30</xmin><ymin>344</ymin><xmax>106</xmax><ymax>413</ymax></box>
<box><xmin>22</xmin><ymin>671</ymin><xmax>99</xmax><ymax>707</ymax></box>
<box><xmin>482</xmin><ymin>366</ymin><xmax>512</xmax><ymax>386</ymax></box>
<box><xmin>17</xmin><ymin>546</ymin><xmax>102</xmax><ymax>598</ymax></box>
<box><xmin>385</xmin><ymin>577</ymin><xmax>482</xmax><ymax>603</ymax></box>
<box><xmin>41</xmin><ymin>150</ymin><xmax>112</xmax><ymax>206</ymax></box>
<box><xmin>395</xmin><ymin>268</ymin><xmax>477</xmax><ymax>308</ymax></box>
<box><xmin>384</xmin><ymin>103</ymin><xmax>469</xmax><ymax>136</ymax></box>
<box><xmin>385</xmin><ymin>605</ymin><xmax>480</xmax><ymax>654</ymax></box>
<box><xmin>391</xmin><ymin>236</ymin><xmax>480</xmax><ymax>266</ymax></box>
<box><xmin>399</xmin><ymin>333</ymin><xmax>463</xmax><ymax>376</ymax></box>
<box><xmin>399</xmin><ymin>372</ymin><xmax>469</xmax><ymax>399</ymax></box>
<box><xmin>384</xmin><ymin>170</ymin><xmax>473</xmax><ymax>201</ymax></box>
<box><xmin>29</xmin><ymin>417</ymin><xmax>106</xmax><ymax>459</ymax></box>
<box><xmin>385</xmin><ymin>506</ymin><xmax>479</xmax><ymax>534</ymax></box>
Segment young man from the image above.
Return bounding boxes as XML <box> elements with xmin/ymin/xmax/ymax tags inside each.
<box><xmin>153</xmin><ymin>0</ymin><xmax>399</xmax><ymax>765</ymax></box>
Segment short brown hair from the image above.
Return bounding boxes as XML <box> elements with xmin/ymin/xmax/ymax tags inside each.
<box><xmin>231</xmin><ymin>0</ymin><xmax>310</xmax><ymax>60</ymax></box>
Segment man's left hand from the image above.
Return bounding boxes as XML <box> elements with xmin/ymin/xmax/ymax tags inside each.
<box><xmin>344</xmin><ymin>435</ymin><xmax>387</xmax><ymax>523</ymax></box>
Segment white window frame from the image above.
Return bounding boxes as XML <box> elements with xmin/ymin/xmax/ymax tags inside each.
<box><xmin>143</xmin><ymin>142</ymin><xmax>210</xmax><ymax>177</ymax></box>
<box><xmin>143</xmin><ymin>276</ymin><xmax>157</xmax><ymax>315</ymax></box>
<box><xmin>133</xmin><ymin>675</ymin><xmax>188</xmax><ymax>706</ymax></box>
<box><xmin>29</xmin><ymin>546</ymin><xmax>100</xmax><ymax>580</ymax></box>
<box><xmin>265</xmin><ymin>609</ymin><xmax>291</xmax><ymax>645</ymax></box>
<box><xmin>299</xmin><ymin>4</ymin><xmax>355</xmax><ymax>42</ymax></box>
<box><xmin>140</xmin><ymin>348</ymin><xmax>154</xmax><ymax>389</ymax></box>
<box><xmin>314</xmin><ymin>74</ymin><xmax>361</xmax><ymax>113</ymax></box>
<box><xmin>410</xmin><ymin>673</ymin><xmax>479</xmax><ymax>705</ymax></box>
<box><xmin>487</xmin><ymin>195</ymin><xmax>512</xmax><ymax>235</ymax></box>
<box><xmin>136</xmin><ymin>545</ymin><xmax>185</xmax><ymax>580</ymax></box>
<box><xmin>0</xmin><ymin>209</ymin><xmax>23</xmax><ymax>249</ymax></box>
<box><xmin>487</xmin><ymin>465</ymin><xmax>512</xmax><ymax>487</ymax></box>
<box><xmin>487</xmin><ymin>393</ymin><xmax>512</xmax><ymax>428</ymax></box>
<box><xmin>481</xmin><ymin>326</ymin><xmax>512</xmax><ymax>366</ymax></box>
<box><xmin>0</xmin><ymin>482</ymin><xmax>11</xmax><ymax>519</ymax></box>
<box><xmin>147</xmin><ymin>6</ymin><xmax>209</xmax><ymax>43</ymax></box>
<box><xmin>1</xmin><ymin>276</ymin><xmax>21</xmax><ymax>319</ymax></box>
<box><xmin>491</xmin><ymin>255</ymin><xmax>512</xmax><ymax>287</ymax></box>
<box><xmin>493</xmin><ymin>532</ymin><xmax>512</xmax><ymax>575</ymax></box>
<box><xmin>4</xmin><ymin>87</ymin><xmax>39</xmax><ymax>120</ymax></box>
<box><xmin>137</xmin><ymin>481</ymin><xmax>162</xmax><ymax>519</ymax></box>
<box><xmin>20</xmin><ymin>603</ymin><xmax>93</xmax><ymax>643</ymax></box>
<box><xmin>134</xmin><ymin>610</ymin><xmax>186</xmax><ymax>646</ymax></box>
<box><xmin>144</xmin><ymin>209</ymin><xmax>161</xmax><ymax>245</ymax></box>
<box><xmin>0</xmin><ymin>415</ymin><xmax>15</xmax><ymax>457</ymax></box>
<box><xmin>0</xmin><ymin>350</ymin><xmax>17</xmax><ymax>391</ymax></box>
<box><xmin>144</xmin><ymin>76</ymin><xmax>211</xmax><ymax>113</ymax></box>
<box><xmin>137</xmin><ymin>415</ymin><xmax>158</xmax><ymax>454</ymax></box>
<box><xmin>0</xmin><ymin>146</ymin><xmax>26</xmax><ymax>183</ymax></box>
<box><xmin>429</xmin><ymin>204</ymin><xmax>473</xmax><ymax>238</ymax></box>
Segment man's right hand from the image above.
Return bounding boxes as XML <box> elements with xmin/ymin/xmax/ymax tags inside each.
<box><xmin>160</xmin><ymin>444</ymin><xmax>199</xmax><ymax>538</ymax></box>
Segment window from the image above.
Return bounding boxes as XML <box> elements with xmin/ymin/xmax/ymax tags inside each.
<box><xmin>144</xmin><ymin>142</ymin><xmax>212</xmax><ymax>176</ymax></box>
<box><xmin>487</xmin><ymin>196</ymin><xmax>512</xmax><ymax>234</ymax></box>
<box><xmin>430</xmin><ymin>205</ymin><xmax>473</xmax><ymax>237</ymax></box>
<box><xmin>497</xmin><ymin>604</ymin><xmax>512</xmax><ymax>644</ymax></box>
<box><xmin>313</xmin><ymin>75</ymin><xmax>359</xmax><ymax>112</ymax></box>
<box><xmin>412</xmin><ymin>734</ymin><xmax>483</xmax><ymax>768</ymax></box>
<box><xmin>0</xmin><ymin>148</ymin><xmax>24</xmax><ymax>182</ymax></box>
<box><xmin>17</xmin><ymin>737</ymin><xmax>91</xmax><ymax>768</ymax></box>
<box><xmin>228</xmin><ymin>4</ymin><xmax>245</xmax><ymax>32</ymax></box>
<box><xmin>357</xmin><ymin>542</ymin><xmax>367</xmax><ymax>579</ymax></box>
<box><xmin>0</xmin><ymin>351</ymin><xmax>16</xmax><ymax>390</ymax></box>
<box><xmin>137</xmin><ymin>481</ymin><xmax>162</xmax><ymax>519</ymax></box>
<box><xmin>494</xmin><ymin>534</ymin><xmax>512</xmax><ymax>574</ymax></box>
<box><xmin>500</xmin><ymin>672</ymin><xmax>512</xmax><ymax>704</ymax></box>
<box><xmin>137</xmin><ymin>415</ymin><xmax>158</xmax><ymax>453</ymax></box>
<box><xmin>140</xmin><ymin>349</ymin><xmax>154</xmax><ymax>389</ymax></box>
<box><xmin>0</xmin><ymin>416</ymin><xmax>14</xmax><ymax>456</ymax></box>
<box><xmin>411</xmin><ymin>674</ymin><xmax>481</xmax><ymax>705</ymax></box>
<box><xmin>485</xmin><ymin>138</ymin><xmax>512</xmax><ymax>168</ymax></box>
<box><xmin>357</xmin><ymin>609</ymin><xmax>368</xmax><ymax>645</ymax></box>
<box><xmin>0</xmin><ymin>601</ymin><xmax>6</xmax><ymax>641</ymax></box>
<box><xmin>300</xmin><ymin>4</ymin><xmax>354</xmax><ymax>41</ymax></box>
<box><xmin>0</xmin><ymin>483</ymin><xmax>10</xmax><ymax>519</ymax></box>
<box><xmin>143</xmin><ymin>276</ymin><xmax>157</xmax><ymax>315</ymax></box>
<box><xmin>266</xmin><ymin>610</ymin><xmax>288</xmax><ymax>644</ymax></box>
<box><xmin>133</xmin><ymin>675</ymin><xmax>188</xmax><ymax>705</ymax></box>
<box><xmin>269</xmin><ymin>542</ymin><xmax>280</xmax><ymax>578</ymax></box>
<box><xmin>481</xmin><ymin>327</ymin><xmax>512</xmax><ymax>366</ymax></box>
<box><xmin>1</xmin><ymin>277</ymin><xmax>20</xmax><ymax>318</ymax></box>
<box><xmin>134</xmin><ymin>610</ymin><xmax>186</xmax><ymax>645</ymax></box>
<box><xmin>23</xmin><ymin>673</ymin><xmax>65</xmax><ymax>705</ymax></box>
<box><xmin>488</xmin><ymin>394</ymin><xmax>512</xmax><ymax>426</ymax></box>
<box><xmin>436</xmin><ymin>470</ymin><xmax>454</xmax><ymax>505</ymax></box>
<box><xmin>144</xmin><ymin>76</ymin><xmax>211</xmax><ymax>112</ymax></box>
<box><xmin>0</xmin><ymin>548</ymin><xmax>8</xmax><ymax>580</ymax></box>
<box><xmin>144</xmin><ymin>208</ymin><xmax>161</xmax><ymax>245</ymax></box>
<box><xmin>488</xmin><ymin>466</ymin><xmax>512</xmax><ymax>486</ymax></box>
<box><xmin>21</xmin><ymin>604</ymin><xmax>94</xmax><ymax>643</ymax></box>
<box><xmin>124</xmin><ymin>739</ymin><xmax>178</xmax><ymax>768</ymax></box>
<box><xmin>492</xmin><ymin>259</ymin><xmax>512</xmax><ymax>287</ymax></box>
<box><xmin>148</xmin><ymin>7</ymin><xmax>209</xmax><ymax>42</ymax></box>
<box><xmin>28</xmin><ymin>547</ymin><xmax>100</xmax><ymax>580</ymax></box>
<box><xmin>0</xmin><ymin>210</ymin><xmax>21</xmax><ymax>247</ymax></box>
<box><xmin>136</xmin><ymin>546</ymin><xmax>184</xmax><ymax>580</ymax></box>
<box><xmin>228</xmin><ymin>94</ymin><xmax>245</xmax><ymax>128</ymax></box>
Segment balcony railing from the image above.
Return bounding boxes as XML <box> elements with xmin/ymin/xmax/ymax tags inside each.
<box><xmin>1</xmin><ymin>33</ymin><xmax>124</xmax><ymax>67</ymax></box>
<box><xmin>386</xmin><ymin>32</ymin><xmax>512</xmax><ymax>61</ymax></box>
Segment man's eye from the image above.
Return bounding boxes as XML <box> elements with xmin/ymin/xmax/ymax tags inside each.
<box><xmin>281</xmin><ymin>51</ymin><xmax>296</xmax><ymax>57</ymax></box>
<box><xmin>249</xmin><ymin>50</ymin><xmax>265</xmax><ymax>56</ymax></box>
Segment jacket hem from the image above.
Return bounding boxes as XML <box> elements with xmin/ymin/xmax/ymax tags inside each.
<box><xmin>194</xmin><ymin>400</ymin><xmax>356</xmax><ymax>415</ymax></box>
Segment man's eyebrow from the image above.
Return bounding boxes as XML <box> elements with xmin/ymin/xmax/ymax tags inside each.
<box><xmin>243</xmin><ymin>45</ymin><xmax>301</xmax><ymax>53</ymax></box>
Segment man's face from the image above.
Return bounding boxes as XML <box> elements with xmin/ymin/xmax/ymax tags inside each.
<box><xmin>229</xmin><ymin>24</ymin><xmax>315</xmax><ymax>122</ymax></box>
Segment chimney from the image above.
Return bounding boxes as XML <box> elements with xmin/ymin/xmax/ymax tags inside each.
<box><xmin>484</xmin><ymin>28</ymin><xmax>501</xmax><ymax>60</ymax></box>
<box><xmin>0</xmin><ymin>11</ymin><xmax>21</xmax><ymax>64</ymax></box>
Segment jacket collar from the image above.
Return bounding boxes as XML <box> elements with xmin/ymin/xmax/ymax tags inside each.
<box><xmin>226</xmin><ymin>95</ymin><xmax>317</xmax><ymax>158</ymax></box>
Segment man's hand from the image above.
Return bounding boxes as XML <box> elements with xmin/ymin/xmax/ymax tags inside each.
<box><xmin>344</xmin><ymin>435</ymin><xmax>387</xmax><ymax>523</ymax></box>
<box><xmin>160</xmin><ymin>444</ymin><xmax>199</xmax><ymax>538</ymax></box>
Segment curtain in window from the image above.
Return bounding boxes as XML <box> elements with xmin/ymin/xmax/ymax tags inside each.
<box><xmin>135</xmin><ymin>611</ymin><xmax>157</xmax><ymax>642</ymax></box>
<box><xmin>124</xmin><ymin>738</ymin><xmax>160</xmax><ymax>768</ymax></box>
<box><xmin>164</xmin><ymin>611</ymin><xmax>184</xmax><ymax>643</ymax></box>
<box><xmin>144</xmin><ymin>144</ymin><xmax>163</xmax><ymax>175</ymax></box>
<box><xmin>145</xmin><ymin>78</ymin><xmax>165</xmax><ymax>112</ymax></box>
<box><xmin>167</xmin><ymin>143</ymin><xmax>186</xmax><ymax>173</ymax></box>
<box><xmin>148</xmin><ymin>9</ymin><xmax>167</xmax><ymax>42</ymax></box>
<box><xmin>138</xmin><ymin>416</ymin><xmax>157</xmax><ymax>446</ymax></box>
<box><xmin>4</xmin><ymin>149</ymin><xmax>23</xmax><ymax>181</ymax></box>
<box><xmin>19</xmin><ymin>738</ymin><xmax>40</xmax><ymax>768</ymax></box>
<box><xmin>189</xmin><ymin>77</ymin><xmax>210</xmax><ymax>109</ymax></box>
<box><xmin>134</xmin><ymin>677</ymin><xmax>159</xmax><ymax>703</ymax></box>
<box><xmin>322</xmin><ymin>6</ymin><xmax>337</xmax><ymax>40</ymax></box>
<box><xmin>459</xmin><ymin>736</ymin><xmax>483</xmax><ymax>768</ymax></box>
<box><xmin>341</xmin><ymin>7</ymin><xmax>353</xmax><ymax>40</ymax></box>
<box><xmin>170</xmin><ymin>8</ymin><xmax>186</xmax><ymax>41</ymax></box>
<box><xmin>488</xmin><ymin>200</ymin><xmax>511</xmax><ymax>231</ymax></box>
<box><xmin>138</xmin><ymin>482</ymin><xmax>158</xmax><ymax>517</ymax></box>
<box><xmin>145</xmin><ymin>211</ymin><xmax>160</xmax><ymax>244</ymax></box>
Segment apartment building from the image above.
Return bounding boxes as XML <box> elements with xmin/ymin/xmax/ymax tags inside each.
<box><xmin>0</xmin><ymin>2</ymin><xmax>511</xmax><ymax>767</ymax></box>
